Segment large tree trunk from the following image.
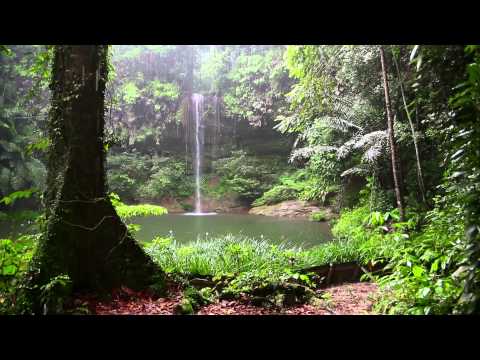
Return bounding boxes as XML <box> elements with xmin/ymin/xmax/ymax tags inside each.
<box><xmin>380</xmin><ymin>46</ymin><xmax>406</xmax><ymax>221</ymax></box>
<box><xmin>26</xmin><ymin>46</ymin><xmax>162</xmax><ymax>313</ymax></box>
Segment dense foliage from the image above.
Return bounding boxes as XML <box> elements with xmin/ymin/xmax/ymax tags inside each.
<box><xmin>211</xmin><ymin>150</ymin><xmax>289</xmax><ymax>204</ymax></box>
<box><xmin>0</xmin><ymin>45</ymin><xmax>51</xmax><ymax>212</ymax></box>
<box><xmin>1</xmin><ymin>44</ymin><xmax>479</xmax><ymax>315</ymax></box>
<box><xmin>271</xmin><ymin>44</ymin><xmax>479</xmax><ymax>314</ymax></box>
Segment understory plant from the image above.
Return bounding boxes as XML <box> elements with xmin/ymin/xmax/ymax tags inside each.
<box><xmin>212</xmin><ymin>150</ymin><xmax>289</xmax><ymax>204</ymax></box>
<box><xmin>109</xmin><ymin>192</ymin><xmax>167</xmax><ymax>221</ymax></box>
<box><xmin>144</xmin><ymin>234</ymin><xmax>320</xmax><ymax>299</ymax></box>
<box><xmin>143</xmin><ymin>217</ymin><xmax>405</xmax><ymax>304</ymax></box>
<box><xmin>373</xmin><ymin>191</ymin><xmax>470</xmax><ymax>315</ymax></box>
<box><xmin>0</xmin><ymin>234</ymin><xmax>38</xmax><ymax>314</ymax></box>
<box><xmin>310</xmin><ymin>210</ymin><xmax>327</xmax><ymax>222</ymax></box>
<box><xmin>252</xmin><ymin>169</ymin><xmax>339</xmax><ymax>207</ymax></box>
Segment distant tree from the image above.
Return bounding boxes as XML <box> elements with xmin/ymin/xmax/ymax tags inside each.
<box><xmin>380</xmin><ymin>46</ymin><xmax>405</xmax><ymax>221</ymax></box>
<box><xmin>391</xmin><ymin>47</ymin><xmax>427</xmax><ymax>205</ymax></box>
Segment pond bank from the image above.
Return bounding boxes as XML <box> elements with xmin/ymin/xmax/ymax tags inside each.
<box><xmin>156</xmin><ymin>196</ymin><xmax>249</xmax><ymax>214</ymax></box>
<box><xmin>249</xmin><ymin>200</ymin><xmax>337</xmax><ymax>220</ymax></box>
<box><xmin>155</xmin><ymin>197</ymin><xmax>337</xmax><ymax>221</ymax></box>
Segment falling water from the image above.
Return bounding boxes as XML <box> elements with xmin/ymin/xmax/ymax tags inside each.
<box><xmin>192</xmin><ymin>93</ymin><xmax>203</xmax><ymax>213</ymax></box>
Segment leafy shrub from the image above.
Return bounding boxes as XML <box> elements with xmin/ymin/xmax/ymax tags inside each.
<box><xmin>0</xmin><ymin>235</ymin><xmax>38</xmax><ymax>314</ymax></box>
<box><xmin>107</xmin><ymin>153</ymin><xmax>153</xmax><ymax>201</ymax></box>
<box><xmin>331</xmin><ymin>205</ymin><xmax>371</xmax><ymax>241</ymax></box>
<box><xmin>107</xmin><ymin>173</ymin><xmax>136</xmax><ymax>201</ymax></box>
<box><xmin>329</xmin><ymin>191</ymin><xmax>472</xmax><ymax>315</ymax></box>
<box><xmin>212</xmin><ymin>150</ymin><xmax>289</xmax><ymax>204</ymax></box>
<box><xmin>144</xmin><ymin>233</ymin><xmax>319</xmax><ymax>295</ymax></box>
<box><xmin>252</xmin><ymin>185</ymin><xmax>298</xmax><ymax>206</ymax></box>
<box><xmin>374</xmin><ymin>197</ymin><xmax>468</xmax><ymax>315</ymax></box>
<box><xmin>107</xmin><ymin>154</ymin><xmax>193</xmax><ymax>202</ymax></box>
<box><xmin>310</xmin><ymin>210</ymin><xmax>327</xmax><ymax>222</ymax></box>
<box><xmin>109</xmin><ymin>193</ymin><xmax>167</xmax><ymax>221</ymax></box>
<box><xmin>40</xmin><ymin>274</ymin><xmax>73</xmax><ymax>314</ymax></box>
<box><xmin>252</xmin><ymin>169</ymin><xmax>339</xmax><ymax>207</ymax></box>
<box><xmin>358</xmin><ymin>176</ymin><xmax>396</xmax><ymax>213</ymax></box>
<box><xmin>138</xmin><ymin>159</ymin><xmax>193</xmax><ymax>201</ymax></box>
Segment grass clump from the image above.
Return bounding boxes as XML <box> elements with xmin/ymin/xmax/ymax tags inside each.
<box><xmin>310</xmin><ymin>210</ymin><xmax>327</xmax><ymax>222</ymax></box>
<box><xmin>144</xmin><ymin>234</ymin><xmax>321</xmax><ymax>300</ymax></box>
<box><xmin>144</xmin><ymin>233</ymin><xmax>314</xmax><ymax>277</ymax></box>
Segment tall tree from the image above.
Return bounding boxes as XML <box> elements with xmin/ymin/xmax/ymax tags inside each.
<box><xmin>391</xmin><ymin>47</ymin><xmax>427</xmax><ymax>205</ymax></box>
<box><xmin>380</xmin><ymin>46</ymin><xmax>405</xmax><ymax>221</ymax></box>
<box><xmin>25</xmin><ymin>46</ymin><xmax>162</xmax><ymax>313</ymax></box>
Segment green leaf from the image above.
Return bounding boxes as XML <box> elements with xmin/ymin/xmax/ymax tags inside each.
<box><xmin>412</xmin><ymin>265</ymin><xmax>425</xmax><ymax>278</ymax></box>
<box><xmin>25</xmin><ymin>138</ymin><xmax>50</xmax><ymax>155</ymax></box>
<box><xmin>419</xmin><ymin>287</ymin><xmax>431</xmax><ymax>298</ymax></box>
<box><xmin>0</xmin><ymin>189</ymin><xmax>38</xmax><ymax>206</ymax></box>
<box><xmin>2</xmin><ymin>264</ymin><xmax>17</xmax><ymax>276</ymax></box>
<box><xmin>299</xmin><ymin>274</ymin><xmax>309</xmax><ymax>282</ymax></box>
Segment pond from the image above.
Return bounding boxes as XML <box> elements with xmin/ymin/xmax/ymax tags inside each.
<box><xmin>131</xmin><ymin>213</ymin><xmax>332</xmax><ymax>248</ymax></box>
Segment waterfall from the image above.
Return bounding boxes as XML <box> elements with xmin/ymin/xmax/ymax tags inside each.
<box><xmin>192</xmin><ymin>93</ymin><xmax>203</xmax><ymax>213</ymax></box>
<box><xmin>185</xmin><ymin>94</ymin><xmax>216</xmax><ymax>216</ymax></box>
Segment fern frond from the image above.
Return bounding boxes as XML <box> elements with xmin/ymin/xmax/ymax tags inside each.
<box><xmin>319</xmin><ymin>116</ymin><xmax>363</xmax><ymax>133</ymax></box>
<box><xmin>340</xmin><ymin>166</ymin><xmax>369</xmax><ymax>177</ymax></box>
<box><xmin>289</xmin><ymin>145</ymin><xmax>337</xmax><ymax>162</ymax></box>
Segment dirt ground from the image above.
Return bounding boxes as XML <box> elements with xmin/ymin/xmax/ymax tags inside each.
<box><xmin>77</xmin><ymin>281</ymin><xmax>378</xmax><ymax>315</ymax></box>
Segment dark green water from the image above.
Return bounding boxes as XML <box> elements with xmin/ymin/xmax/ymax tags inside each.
<box><xmin>131</xmin><ymin>214</ymin><xmax>332</xmax><ymax>248</ymax></box>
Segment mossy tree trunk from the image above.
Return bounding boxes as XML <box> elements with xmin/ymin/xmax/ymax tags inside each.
<box><xmin>26</xmin><ymin>46</ymin><xmax>162</xmax><ymax>312</ymax></box>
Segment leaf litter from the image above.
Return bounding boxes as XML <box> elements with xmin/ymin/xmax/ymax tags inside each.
<box><xmin>75</xmin><ymin>281</ymin><xmax>378</xmax><ymax>315</ymax></box>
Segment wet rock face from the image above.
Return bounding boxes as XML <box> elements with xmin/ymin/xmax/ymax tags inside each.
<box><xmin>248</xmin><ymin>200</ymin><xmax>336</xmax><ymax>219</ymax></box>
<box><xmin>157</xmin><ymin>197</ymin><xmax>184</xmax><ymax>213</ymax></box>
<box><xmin>158</xmin><ymin>195</ymin><xmax>249</xmax><ymax>214</ymax></box>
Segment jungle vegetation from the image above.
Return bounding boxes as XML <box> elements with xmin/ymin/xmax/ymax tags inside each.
<box><xmin>0</xmin><ymin>44</ymin><xmax>479</xmax><ymax>315</ymax></box>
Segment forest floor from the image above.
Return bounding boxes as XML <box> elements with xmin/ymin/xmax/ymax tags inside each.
<box><xmin>76</xmin><ymin>281</ymin><xmax>378</xmax><ymax>315</ymax></box>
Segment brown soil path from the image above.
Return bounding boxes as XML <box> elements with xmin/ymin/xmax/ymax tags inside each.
<box><xmin>77</xmin><ymin>282</ymin><xmax>378</xmax><ymax>315</ymax></box>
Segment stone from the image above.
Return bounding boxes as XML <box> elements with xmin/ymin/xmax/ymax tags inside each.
<box><xmin>249</xmin><ymin>200</ymin><xmax>337</xmax><ymax>220</ymax></box>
